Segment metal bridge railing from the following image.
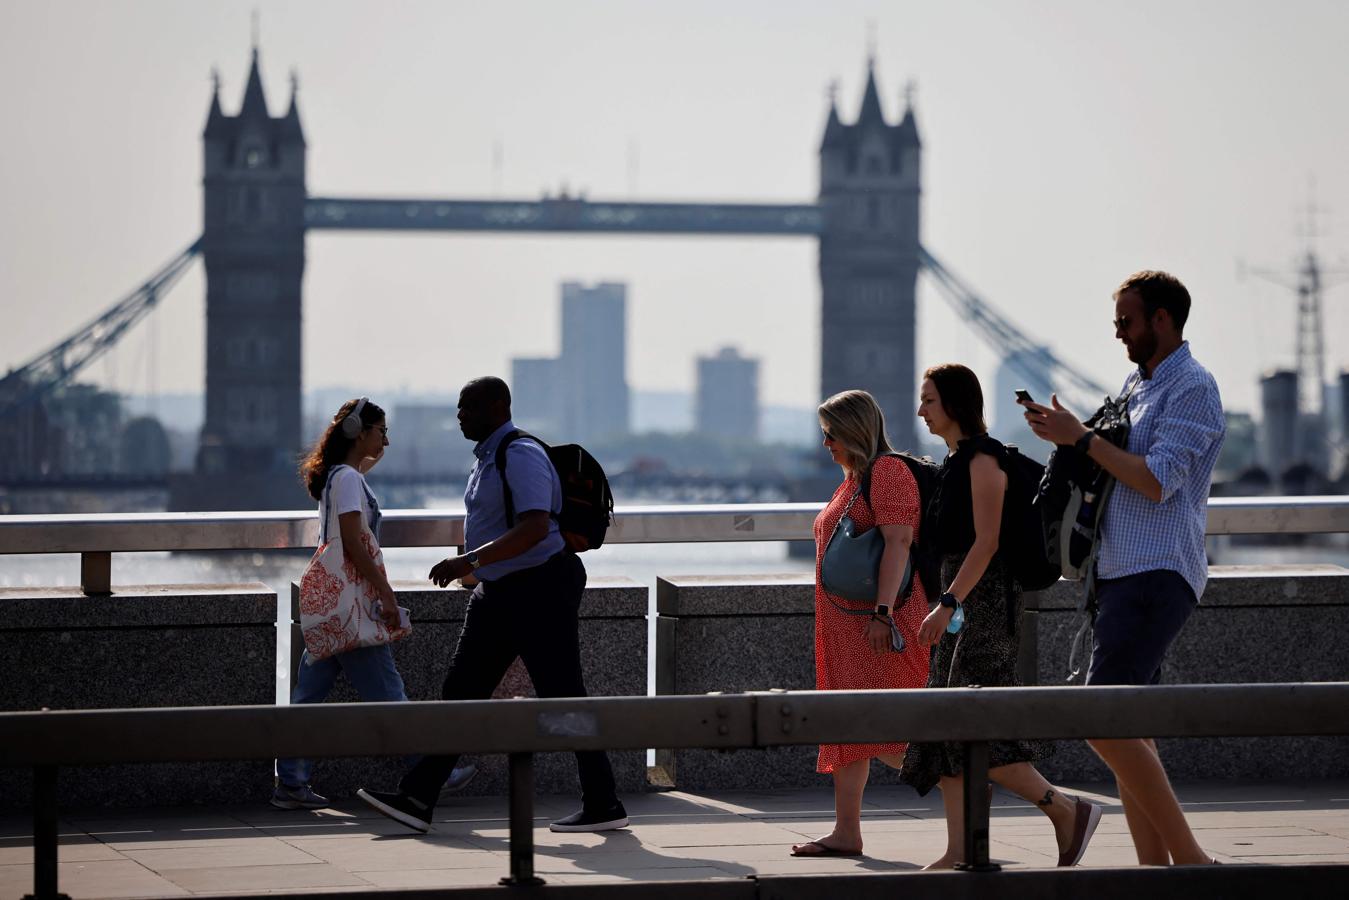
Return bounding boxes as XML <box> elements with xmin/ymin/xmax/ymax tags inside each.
<box><xmin>5</xmin><ymin>683</ymin><xmax>1349</xmax><ymax>897</ymax></box>
<box><xmin>2</xmin><ymin>496</ymin><xmax>1347</xmax><ymax>595</ymax></box>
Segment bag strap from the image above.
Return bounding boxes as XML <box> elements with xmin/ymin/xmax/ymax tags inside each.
<box><xmin>319</xmin><ymin>464</ymin><xmax>347</xmax><ymax>544</ymax></box>
<box><xmin>493</xmin><ymin>430</ymin><xmax>562</xmax><ymax>529</ymax></box>
<box><xmin>494</xmin><ymin>430</ymin><xmax>525</xmax><ymax>528</ymax></box>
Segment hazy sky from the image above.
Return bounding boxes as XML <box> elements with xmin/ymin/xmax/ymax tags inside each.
<box><xmin>3</xmin><ymin>0</ymin><xmax>1348</xmax><ymax>420</ymax></box>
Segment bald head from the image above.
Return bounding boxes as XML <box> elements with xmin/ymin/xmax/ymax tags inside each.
<box><xmin>457</xmin><ymin>376</ymin><xmax>512</xmax><ymax>442</ymax></box>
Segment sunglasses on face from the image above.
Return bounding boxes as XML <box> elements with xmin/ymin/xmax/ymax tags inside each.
<box><xmin>1113</xmin><ymin>315</ymin><xmax>1132</xmax><ymax>330</ymax></box>
<box><xmin>822</xmin><ymin>429</ymin><xmax>836</xmax><ymax>443</ymax></box>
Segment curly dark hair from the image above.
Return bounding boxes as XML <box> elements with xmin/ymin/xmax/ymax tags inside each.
<box><xmin>298</xmin><ymin>398</ymin><xmax>386</xmax><ymax>501</ymax></box>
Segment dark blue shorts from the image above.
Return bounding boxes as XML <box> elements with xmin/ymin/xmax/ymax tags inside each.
<box><xmin>1086</xmin><ymin>569</ymin><xmax>1196</xmax><ymax>686</ymax></box>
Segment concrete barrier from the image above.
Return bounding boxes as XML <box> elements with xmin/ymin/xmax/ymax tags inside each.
<box><xmin>655</xmin><ymin>566</ymin><xmax>1349</xmax><ymax>790</ymax></box>
<box><xmin>654</xmin><ymin>574</ymin><xmax>865</xmax><ymax>790</ymax></box>
<box><xmin>0</xmin><ymin>583</ymin><xmax>276</xmax><ymax>807</ymax></box>
<box><xmin>1028</xmin><ymin>564</ymin><xmax>1349</xmax><ymax>782</ymax></box>
<box><xmin>287</xmin><ymin>576</ymin><xmax>648</xmax><ymax>799</ymax></box>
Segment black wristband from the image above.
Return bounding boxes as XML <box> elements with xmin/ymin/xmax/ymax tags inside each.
<box><xmin>938</xmin><ymin>591</ymin><xmax>960</xmax><ymax>609</ymax></box>
<box><xmin>1074</xmin><ymin>431</ymin><xmax>1095</xmax><ymax>454</ymax></box>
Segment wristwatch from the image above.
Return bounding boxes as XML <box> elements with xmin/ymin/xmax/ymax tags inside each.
<box><xmin>1074</xmin><ymin>431</ymin><xmax>1096</xmax><ymax>454</ymax></box>
<box><xmin>464</xmin><ymin>551</ymin><xmax>482</xmax><ymax>570</ymax></box>
<box><xmin>874</xmin><ymin>604</ymin><xmax>891</xmax><ymax>617</ymax></box>
<box><xmin>938</xmin><ymin>592</ymin><xmax>960</xmax><ymax>610</ymax></box>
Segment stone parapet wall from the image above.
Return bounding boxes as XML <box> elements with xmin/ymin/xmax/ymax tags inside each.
<box><xmin>1026</xmin><ymin>565</ymin><xmax>1349</xmax><ymax>782</ymax></box>
<box><xmin>655</xmin><ymin>566</ymin><xmax>1349</xmax><ymax>791</ymax></box>
<box><xmin>0</xmin><ymin>583</ymin><xmax>276</xmax><ymax>808</ymax></box>
<box><xmin>287</xmin><ymin>576</ymin><xmax>648</xmax><ymax>800</ymax></box>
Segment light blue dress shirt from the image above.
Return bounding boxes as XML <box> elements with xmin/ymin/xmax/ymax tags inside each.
<box><xmin>463</xmin><ymin>420</ymin><xmax>564</xmax><ymax>581</ymax></box>
<box><xmin>1096</xmin><ymin>342</ymin><xmax>1226</xmax><ymax>601</ymax></box>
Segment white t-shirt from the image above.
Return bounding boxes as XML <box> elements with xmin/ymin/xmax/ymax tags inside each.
<box><xmin>323</xmin><ymin>465</ymin><xmax>372</xmax><ymax>539</ymax></box>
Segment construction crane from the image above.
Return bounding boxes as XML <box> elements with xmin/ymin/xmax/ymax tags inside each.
<box><xmin>918</xmin><ymin>247</ymin><xmax>1112</xmax><ymax>410</ymax></box>
<box><xmin>0</xmin><ymin>238</ymin><xmax>202</xmax><ymax>418</ymax></box>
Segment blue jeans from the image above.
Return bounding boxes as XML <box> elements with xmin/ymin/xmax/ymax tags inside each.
<box><xmin>275</xmin><ymin>644</ymin><xmax>407</xmax><ymax>787</ymax></box>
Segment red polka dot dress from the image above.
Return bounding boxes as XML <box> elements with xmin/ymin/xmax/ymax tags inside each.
<box><xmin>813</xmin><ymin>456</ymin><xmax>931</xmax><ymax>774</ymax></box>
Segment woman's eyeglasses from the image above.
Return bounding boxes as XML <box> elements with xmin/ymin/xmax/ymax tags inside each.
<box><xmin>371</xmin><ymin>426</ymin><xmax>388</xmax><ymax>437</ymax></box>
<box><xmin>821</xmin><ymin>429</ymin><xmax>836</xmax><ymax>443</ymax></box>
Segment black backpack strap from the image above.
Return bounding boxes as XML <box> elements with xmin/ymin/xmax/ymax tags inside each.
<box><xmin>493</xmin><ymin>430</ymin><xmax>525</xmax><ymax>528</ymax></box>
<box><xmin>860</xmin><ymin>451</ymin><xmax>903</xmax><ymax>510</ymax></box>
<box><xmin>494</xmin><ymin>430</ymin><xmax>560</xmax><ymax>529</ymax></box>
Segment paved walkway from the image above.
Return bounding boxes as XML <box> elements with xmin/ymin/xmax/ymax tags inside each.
<box><xmin>4</xmin><ymin>780</ymin><xmax>1348</xmax><ymax>897</ymax></box>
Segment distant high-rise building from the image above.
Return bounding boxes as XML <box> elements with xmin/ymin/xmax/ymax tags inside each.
<box><xmin>991</xmin><ymin>348</ymin><xmax>1054</xmax><ymax>463</ymax></box>
<box><xmin>1338</xmin><ymin>370</ymin><xmax>1349</xmax><ymax>478</ymax></box>
<box><xmin>696</xmin><ymin>347</ymin><xmax>760</xmax><ymax>440</ymax></box>
<box><xmin>560</xmin><ymin>282</ymin><xmax>629</xmax><ymax>442</ymax></box>
<box><xmin>1259</xmin><ymin>370</ymin><xmax>1299</xmax><ymax>475</ymax></box>
<box><xmin>511</xmin><ymin>357</ymin><xmax>562</xmax><ymax>438</ymax></box>
<box><xmin>509</xmin><ymin>282</ymin><xmax>630</xmax><ymax>444</ymax></box>
<box><xmin>388</xmin><ymin>404</ymin><xmax>459</xmax><ymax>476</ymax></box>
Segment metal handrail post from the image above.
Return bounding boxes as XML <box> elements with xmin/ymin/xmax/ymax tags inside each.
<box><xmin>500</xmin><ymin>752</ymin><xmax>543</xmax><ymax>887</ymax></box>
<box><xmin>25</xmin><ymin>765</ymin><xmax>69</xmax><ymax>900</ymax></box>
<box><xmin>954</xmin><ymin>742</ymin><xmax>1000</xmax><ymax>873</ymax></box>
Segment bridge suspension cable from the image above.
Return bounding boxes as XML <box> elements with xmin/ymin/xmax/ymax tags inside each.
<box><xmin>1</xmin><ymin>238</ymin><xmax>202</xmax><ymax>418</ymax></box>
<box><xmin>918</xmin><ymin>246</ymin><xmax>1112</xmax><ymax>408</ymax></box>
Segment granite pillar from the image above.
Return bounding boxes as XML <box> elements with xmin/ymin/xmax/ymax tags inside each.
<box><xmin>655</xmin><ymin>574</ymin><xmax>911</xmax><ymax>790</ymax></box>
<box><xmin>0</xmin><ymin>584</ymin><xmax>277</xmax><ymax>808</ymax></box>
<box><xmin>1028</xmin><ymin>565</ymin><xmax>1349</xmax><ymax>783</ymax></box>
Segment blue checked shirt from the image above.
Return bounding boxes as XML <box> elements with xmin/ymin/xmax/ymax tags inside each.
<box><xmin>1096</xmin><ymin>342</ymin><xmax>1225</xmax><ymax>601</ymax></box>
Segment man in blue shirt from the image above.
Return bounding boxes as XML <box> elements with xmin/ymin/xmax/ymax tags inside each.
<box><xmin>1024</xmin><ymin>271</ymin><xmax>1223</xmax><ymax>867</ymax></box>
<box><xmin>358</xmin><ymin>376</ymin><xmax>626</xmax><ymax>834</ymax></box>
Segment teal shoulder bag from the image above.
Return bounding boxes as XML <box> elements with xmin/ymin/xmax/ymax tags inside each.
<box><xmin>819</xmin><ymin>474</ymin><xmax>912</xmax><ymax>603</ymax></box>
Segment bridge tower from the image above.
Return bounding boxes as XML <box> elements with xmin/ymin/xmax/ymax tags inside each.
<box><xmin>177</xmin><ymin>48</ymin><xmax>308</xmax><ymax>509</ymax></box>
<box><xmin>817</xmin><ymin>61</ymin><xmax>921</xmax><ymax>452</ymax></box>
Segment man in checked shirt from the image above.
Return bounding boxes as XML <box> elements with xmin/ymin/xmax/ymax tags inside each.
<box><xmin>1023</xmin><ymin>270</ymin><xmax>1224</xmax><ymax>867</ymax></box>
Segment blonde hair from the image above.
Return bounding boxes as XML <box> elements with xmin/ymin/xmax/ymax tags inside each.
<box><xmin>818</xmin><ymin>389</ymin><xmax>895</xmax><ymax>477</ymax></box>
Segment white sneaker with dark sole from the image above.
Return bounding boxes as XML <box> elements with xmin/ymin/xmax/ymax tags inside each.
<box><xmin>356</xmin><ymin>788</ymin><xmax>433</xmax><ymax>833</ymax></box>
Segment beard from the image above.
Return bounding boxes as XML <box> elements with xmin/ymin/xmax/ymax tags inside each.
<box><xmin>1127</xmin><ymin>324</ymin><xmax>1159</xmax><ymax>365</ymax></box>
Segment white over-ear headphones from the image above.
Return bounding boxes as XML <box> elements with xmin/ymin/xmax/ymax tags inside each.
<box><xmin>340</xmin><ymin>397</ymin><xmax>369</xmax><ymax>439</ymax></box>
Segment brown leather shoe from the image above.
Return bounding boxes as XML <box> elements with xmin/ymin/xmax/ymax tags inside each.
<box><xmin>1057</xmin><ymin>798</ymin><xmax>1102</xmax><ymax>867</ymax></box>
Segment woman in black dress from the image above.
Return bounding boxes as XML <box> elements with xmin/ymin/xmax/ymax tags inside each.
<box><xmin>900</xmin><ymin>364</ymin><xmax>1101</xmax><ymax>869</ymax></box>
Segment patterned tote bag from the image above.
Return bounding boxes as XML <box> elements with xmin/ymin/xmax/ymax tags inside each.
<box><xmin>298</xmin><ymin>466</ymin><xmax>412</xmax><ymax>660</ymax></box>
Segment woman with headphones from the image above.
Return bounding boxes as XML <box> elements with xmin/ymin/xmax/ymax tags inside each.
<box><xmin>273</xmin><ymin>398</ymin><xmax>476</xmax><ymax>808</ymax></box>
<box><xmin>272</xmin><ymin>397</ymin><xmax>401</xmax><ymax>809</ymax></box>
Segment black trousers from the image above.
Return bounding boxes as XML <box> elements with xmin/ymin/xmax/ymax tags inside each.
<box><xmin>399</xmin><ymin>551</ymin><xmax>618</xmax><ymax>809</ymax></box>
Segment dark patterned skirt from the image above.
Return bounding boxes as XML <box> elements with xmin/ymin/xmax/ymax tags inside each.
<box><xmin>899</xmin><ymin>552</ymin><xmax>1055</xmax><ymax>796</ymax></box>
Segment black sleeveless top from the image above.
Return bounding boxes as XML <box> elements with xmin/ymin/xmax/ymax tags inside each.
<box><xmin>928</xmin><ymin>433</ymin><xmax>1007</xmax><ymax>556</ymax></box>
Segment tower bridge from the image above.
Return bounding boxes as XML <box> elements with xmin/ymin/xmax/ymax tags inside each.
<box><xmin>4</xmin><ymin>47</ymin><xmax>1108</xmax><ymax>511</ymax></box>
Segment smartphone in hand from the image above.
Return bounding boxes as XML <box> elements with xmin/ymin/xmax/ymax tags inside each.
<box><xmin>1014</xmin><ymin>389</ymin><xmax>1035</xmax><ymax>405</ymax></box>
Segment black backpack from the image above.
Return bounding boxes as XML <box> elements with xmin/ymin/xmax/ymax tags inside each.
<box><xmin>1036</xmin><ymin>382</ymin><xmax>1137</xmax><ymax>582</ymax></box>
<box><xmin>995</xmin><ymin>444</ymin><xmax>1061</xmax><ymax>592</ymax></box>
<box><xmin>495</xmin><ymin>431</ymin><xmax>614</xmax><ymax>552</ymax></box>
<box><xmin>861</xmin><ymin>451</ymin><xmax>943</xmax><ymax>605</ymax></box>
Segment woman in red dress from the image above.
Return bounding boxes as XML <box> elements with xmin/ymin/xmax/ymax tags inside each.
<box><xmin>790</xmin><ymin>390</ymin><xmax>931</xmax><ymax>857</ymax></box>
